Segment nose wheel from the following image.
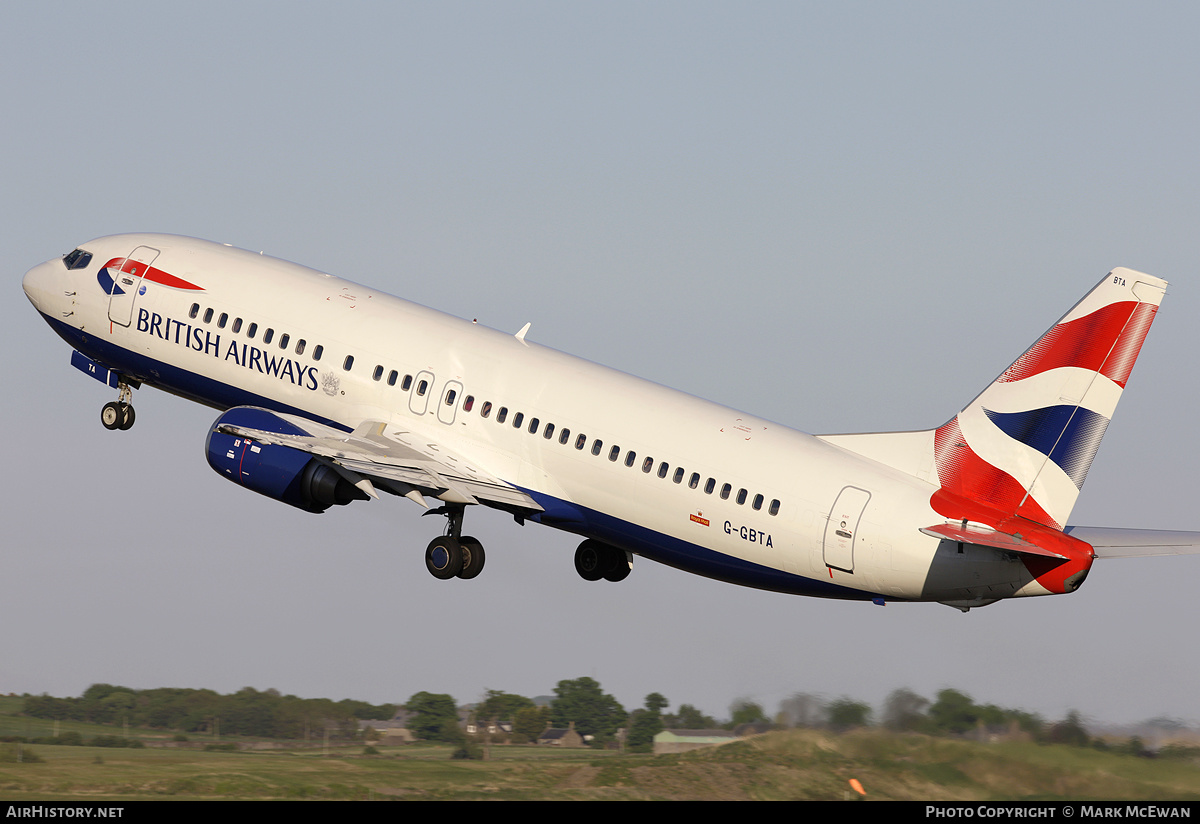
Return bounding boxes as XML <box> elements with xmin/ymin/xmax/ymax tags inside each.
<box><xmin>101</xmin><ymin>401</ymin><xmax>135</xmax><ymax>431</ymax></box>
<box><xmin>101</xmin><ymin>381</ymin><xmax>137</xmax><ymax>431</ymax></box>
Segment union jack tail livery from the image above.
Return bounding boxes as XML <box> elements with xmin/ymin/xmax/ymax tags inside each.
<box><xmin>932</xmin><ymin>269</ymin><xmax>1165</xmax><ymax>531</ymax></box>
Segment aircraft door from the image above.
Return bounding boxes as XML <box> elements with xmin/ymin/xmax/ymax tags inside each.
<box><xmin>409</xmin><ymin>370</ymin><xmax>435</xmax><ymax>416</ymax></box>
<box><xmin>823</xmin><ymin>486</ymin><xmax>870</xmax><ymax>573</ymax></box>
<box><xmin>437</xmin><ymin>380</ymin><xmax>463</xmax><ymax>425</ymax></box>
<box><xmin>107</xmin><ymin>246</ymin><xmax>160</xmax><ymax>327</ymax></box>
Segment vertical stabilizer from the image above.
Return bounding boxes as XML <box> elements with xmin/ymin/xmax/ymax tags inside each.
<box><xmin>932</xmin><ymin>269</ymin><xmax>1165</xmax><ymax>528</ymax></box>
<box><xmin>819</xmin><ymin>269</ymin><xmax>1166</xmax><ymax>531</ymax></box>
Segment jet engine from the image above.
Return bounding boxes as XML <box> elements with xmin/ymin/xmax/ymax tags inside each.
<box><xmin>205</xmin><ymin>407</ymin><xmax>367</xmax><ymax>513</ymax></box>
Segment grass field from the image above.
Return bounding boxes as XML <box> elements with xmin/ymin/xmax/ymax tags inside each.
<box><xmin>2</xmin><ymin>728</ymin><xmax>1199</xmax><ymax>801</ymax></box>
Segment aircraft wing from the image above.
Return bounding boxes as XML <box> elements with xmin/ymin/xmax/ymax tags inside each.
<box><xmin>1063</xmin><ymin>526</ymin><xmax>1200</xmax><ymax>559</ymax></box>
<box><xmin>215</xmin><ymin>410</ymin><xmax>542</xmax><ymax>512</ymax></box>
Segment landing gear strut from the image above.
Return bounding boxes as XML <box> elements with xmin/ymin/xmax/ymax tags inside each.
<box><xmin>423</xmin><ymin>503</ymin><xmax>487</xmax><ymax>580</ymax></box>
<box><xmin>101</xmin><ymin>381</ymin><xmax>136</xmax><ymax>431</ymax></box>
<box><xmin>575</xmin><ymin>539</ymin><xmax>631</xmax><ymax>582</ymax></box>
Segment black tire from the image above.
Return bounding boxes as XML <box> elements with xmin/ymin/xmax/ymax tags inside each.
<box><xmin>574</xmin><ymin>540</ymin><xmax>609</xmax><ymax>582</ymax></box>
<box><xmin>425</xmin><ymin>536</ymin><xmax>464</xmax><ymax>580</ymax></box>
<box><xmin>457</xmin><ymin>536</ymin><xmax>486</xmax><ymax>580</ymax></box>
<box><xmin>603</xmin><ymin>552</ymin><xmax>631</xmax><ymax>582</ymax></box>
<box><xmin>118</xmin><ymin>403</ymin><xmax>136</xmax><ymax>430</ymax></box>
<box><xmin>101</xmin><ymin>402</ymin><xmax>122</xmax><ymax>431</ymax></box>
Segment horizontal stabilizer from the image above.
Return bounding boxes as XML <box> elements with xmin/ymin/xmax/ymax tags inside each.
<box><xmin>920</xmin><ymin>522</ymin><xmax>1069</xmax><ymax>559</ymax></box>
<box><xmin>1064</xmin><ymin>526</ymin><xmax>1200</xmax><ymax>558</ymax></box>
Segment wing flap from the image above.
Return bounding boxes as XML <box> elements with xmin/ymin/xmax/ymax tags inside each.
<box><xmin>216</xmin><ymin>411</ymin><xmax>542</xmax><ymax>512</ymax></box>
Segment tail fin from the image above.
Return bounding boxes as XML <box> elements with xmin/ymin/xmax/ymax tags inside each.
<box><xmin>821</xmin><ymin>268</ymin><xmax>1167</xmax><ymax>529</ymax></box>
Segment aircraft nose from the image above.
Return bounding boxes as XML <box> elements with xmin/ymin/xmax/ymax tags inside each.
<box><xmin>22</xmin><ymin>259</ymin><xmax>61</xmax><ymax>313</ymax></box>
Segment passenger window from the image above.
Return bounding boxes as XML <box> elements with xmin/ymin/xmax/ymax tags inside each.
<box><xmin>769</xmin><ymin>499</ymin><xmax>781</xmax><ymax>516</ymax></box>
<box><xmin>232</xmin><ymin>318</ymin><xmax>243</xmax><ymax>333</ymax></box>
<box><xmin>609</xmin><ymin>445</ymin><xmax>621</xmax><ymax>461</ymax></box>
<box><xmin>189</xmin><ymin>304</ymin><xmax>200</xmax><ymax>319</ymax></box>
<box><xmin>402</xmin><ymin>375</ymin><xmax>413</xmax><ymax>391</ymax></box>
<box><xmin>263</xmin><ymin>328</ymin><xmax>274</xmax><ymax>344</ymax></box>
<box><xmin>528</xmin><ymin>417</ymin><xmax>539</xmax><ymax>433</ymax></box>
<box><xmin>497</xmin><ymin>407</ymin><xmax>508</xmax><ymax>423</ymax></box>
<box><xmin>544</xmin><ymin>423</ymin><xmax>555</xmax><ymax>439</ymax></box>
<box><xmin>217</xmin><ymin>313</ymin><xmax>228</xmax><ymax>328</ymax></box>
<box><xmin>203</xmin><ymin>308</ymin><xmax>214</xmax><ymax>323</ymax></box>
<box><xmin>446</xmin><ymin>389</ymin><xmax>457</xmax><ymax>406</ymax></box>
<box><xmin>720</xmin><ymin>484</ymin><xmax>731</xmax><ymax>500</ymax></box>
<box><xmin>624</xmin><ymin>450</ymin><xmax>636</xmax><ymax>467</ymax></box>
<box><xmin>279</xmin><ymin>333</ymin><xmax>290</xmax><ymax>349</ymax></box>
<box><xmin>343</xmin><ymin>355</ymin><xmax>354</xmax><ymax>371</ymax></box>
<box><xmin>753</xmin><ymin>494</ymin><xmax>764</xmax><ymax>510</ymax></box>
<box><xmin>559</xmin><ymin>428</ymin><xmax>570</xmax><ymax>444</ymax></box>
<box><xmin>642</xmin><ymin>457</ymin><xmax>654</xmax><ymax>473</ymax></box>
<box><xmin>295</xmin><ymin>339</ymin><xmax>306</xmax><ymax>355</ymax></box>
<box><xmin>737</xmin><ymin>488</ymin><xmax>748</xmax><ymax>505</ymax></box>
<box><xmin>657</xmin><ymin>462</ymin><xmax>669</xmax><ymax>479</ymax></box>
<box><xmin>513</xmin><ymin>412</ymin><xmax>524</xmax><ymax>428</ymax></box>
<box><xmin>591</xmin><ymin>439</ymin><xmax>603</xmax><ymax>456</ymax></box>
<box><xmin>387</xmin><ymin>370</ymin><xmax>398</xmax><ymax>386</ymax></box>
<box><xmin>313</xmin><ymin>344</ymin><xmax>322</xmax><ymax>361</ymax></box>
<box><xmin>705</xmin><ymin>478</ymin><xmax>716</xmax><ymax>494</ymax></box>
<box><xmin>575</xmin><ymin>434</ymin><xmax>587</xmax><ymax>450</ymax></box>
<box><xmin>673</xmin><ymin>467</ymin><xmax>685</xmax><ymax>484</ymax></box>
<box><xmin>247</xmin><ymin>322</ymin><xmax>258</xmax><ymax>338</ymax></box>
<box><xmin>481</xmin><ymin>401</ymin><xmax>492</xmax><ymax>418</ymax></box>
<box><xmin>689</xmin><ymin>473</ymin><xmax>700</xmax><ymax>489</ymax></box>
<box><xmin>417</xmin><ymin>380</ymin><xmax>428</xmax><ymax>396</ymax></box>
<box><xmin>373</xmin><ymin>365</ymin><xmax>383</xmax><ymax>381</ymax></box>
<box><xmin>464</xmin><ymin>396</ymin><xmax>474</xmax><ymax>412</ymax></box>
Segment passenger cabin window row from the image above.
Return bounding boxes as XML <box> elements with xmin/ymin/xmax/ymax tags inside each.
<box><xmin>184</xmin><ymin>309</ymin><xmax>786</xmax><ymax>520</ymax></box>
<box><xmin>466</xmin><ymin>394</ymin><xmax>782</xmax><ymax>517</ymax></box>
<box><xmin>189</xmin><ymin>303</ymin><xmax>324</xmax><ymax>363</ymax></box>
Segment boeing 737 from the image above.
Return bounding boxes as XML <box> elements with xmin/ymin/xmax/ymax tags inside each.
<box><xmin>21</xmin><ymin>234</ymin><xmax>1200</xmax><ymax>610</ymax></box>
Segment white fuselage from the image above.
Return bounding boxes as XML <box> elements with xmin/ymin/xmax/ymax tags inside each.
<box><xmin>23</xmin><ymin>233</ymin><xmax>1046</xmax><ymax>605</ymax></box>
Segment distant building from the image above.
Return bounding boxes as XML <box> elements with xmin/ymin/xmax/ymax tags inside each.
<box><xmin>538</xmin><ymin>722</ymin><xmax>585</xmax><ymax>748</ymax></box>
<box><xmin>358</xmin><ymin>720</ymin><xmax>416</xmax><ymax>744</ymax></box>
<box><xmin>653</xmin><ymin>729</ymin><xmax>737</xmax><ymax>754</ymax></box>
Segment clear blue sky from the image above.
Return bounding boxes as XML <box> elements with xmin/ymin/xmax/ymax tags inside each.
<box><xmin>4</xmin><ymin>1</ymin><xmax>1199</xmax><ymax>727</ymax></box>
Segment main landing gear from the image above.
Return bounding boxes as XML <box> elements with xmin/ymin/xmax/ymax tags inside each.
<box><xmin>100</xmin><ymin>381</ymin><xmax>136</xmax><ymax>431</ymax></box>
<box><xmin>574</xmin><ymin>539</ymin><xmax>631</xmax><ymax>582</ymax></box>
<box><xmin>423</xmin><ymin>503</ymin><xmax>486</xmax><ymax>581</ymax></box>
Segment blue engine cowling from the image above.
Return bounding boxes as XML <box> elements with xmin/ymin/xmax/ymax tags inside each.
<box><xmin>205</xmin><ymin>407</ymin><xmax>367</xmax><ymax>513</ymax></box>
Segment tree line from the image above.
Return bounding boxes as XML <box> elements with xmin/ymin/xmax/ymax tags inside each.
<box><xmin>16</xmin><ymin>681</ymin><xmax>1177</xmax><ymax>756</ymax></box>
<box><xmin>21</xmin><ymin>684</ymin><xmax>395</xmax><ymax>740</ymax></box>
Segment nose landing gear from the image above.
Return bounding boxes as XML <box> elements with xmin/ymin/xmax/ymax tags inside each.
<box><xmin>101</xmin><ymin>381</ymin><xmax>136</xmax><ymax>431</ymax></box>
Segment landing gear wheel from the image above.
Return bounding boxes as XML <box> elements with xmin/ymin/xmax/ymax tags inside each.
<box><xmin>457</xmin><ymin>536</ymin><xmax>486</xmax><ymax>580</ymax></box>
<box><xmin>118</xmin><ymin>403</ymin><xmax>136</xmax><ymax>431</ymax></box>
<box><xmin>574</xmin><ymin>540</ymin><xmax>608</xmax><ymax>582</ymax></box>
<box><xmin>426</xmin><ymin>536</ymin><xmax>464</xmax><ymax>580</ymax></box>
<box><xmin>603</xmin><ymin>553</ymin><xmax>631</xmax><ymax>582</ymax></box>
<box><xmin>101</xmin><ymin>402</ymin><xmax>122</xmax><ymax>431</ymax></box>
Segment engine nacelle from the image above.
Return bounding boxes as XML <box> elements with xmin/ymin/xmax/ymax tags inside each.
<box><xmin>205</xmin><ymin>407</ymin><xmax>367</xmax><ymax>513</ymax></box>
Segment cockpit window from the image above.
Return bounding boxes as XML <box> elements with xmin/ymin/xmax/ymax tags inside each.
<box><xmin>63</xmin><ymin>249</ymin><xmax>93</xmax><ymax>270</ymax></box>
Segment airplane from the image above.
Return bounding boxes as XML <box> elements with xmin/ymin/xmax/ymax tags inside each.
<box><xmin>21</xmin><ymin>234</ymin><xmax>1200</xmax><ymax>611</ymax></box>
